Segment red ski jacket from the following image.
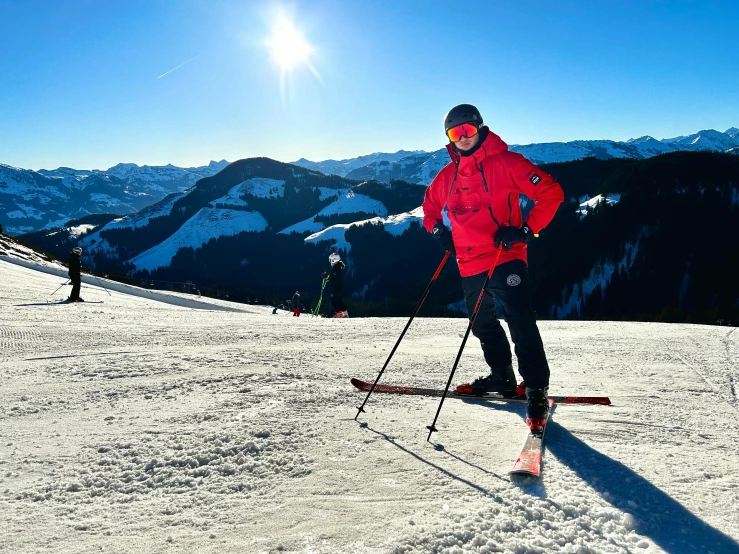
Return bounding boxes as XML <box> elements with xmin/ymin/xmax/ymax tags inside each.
<box><xmin>422</xmin><ymin>127</ymin><xmax>564</xmax><ymax>277</ymax></box>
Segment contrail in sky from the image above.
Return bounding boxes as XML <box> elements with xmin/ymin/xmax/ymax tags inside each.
<box><xmin>157</xmin><ymin>55</ymin><xmax>199</xmax><ymax>79</ymax></box>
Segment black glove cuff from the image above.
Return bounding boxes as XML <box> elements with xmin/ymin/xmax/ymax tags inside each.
<box><xmin>521</xmin><ymin>224</ymin><xmax>534</xmax><ymax>243</ymax></box>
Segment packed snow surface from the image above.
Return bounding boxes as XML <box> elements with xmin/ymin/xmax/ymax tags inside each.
<box><xmin>1</xmin><ymin>261</ymin><xmax>738</xmax><ymax>553</ymax></box>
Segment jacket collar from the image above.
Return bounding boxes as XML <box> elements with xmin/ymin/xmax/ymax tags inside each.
<box><xmin>445</xmin><ymin>126</ymin><xmax>508</xmax><ymax>164</ymax></box>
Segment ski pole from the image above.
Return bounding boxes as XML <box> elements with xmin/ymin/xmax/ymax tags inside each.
<box><xmin>313</xmin><ymin>277</ymin><xmax>329</xmax><ymax>316</ymax></box>
<box><xmin>49</xmin><ymin>280</ymin><xmax>70</xmax><ymax>297</ymax></box>
<box><xmin>92</xmin><ymin>274</ymin><xmax>112</xmax><ymax>296</ymax></box>
<box><xmin>355</xmin><ymin>250</ymin><xmax>451</xmax><ymax>420</ymax></box>
<box><xmin>426</xmin><ymin>245</ymin><xmax>503</xmax><ymax>441</ymax></box>
<box><xmin>313</xmin><ymin>279</ymin><xmax>326</xmax><ymax>316</ymax></box>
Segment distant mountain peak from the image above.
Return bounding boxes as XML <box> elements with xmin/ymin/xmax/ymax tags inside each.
<box><xmin>629</xmin><ymin>135</ymin><xmax>657</xmax><ymax>145</ymax></box>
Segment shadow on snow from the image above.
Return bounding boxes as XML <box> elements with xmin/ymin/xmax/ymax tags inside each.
<box><xmin>545</xmin><ymin>420</ymin><xmax>739</xmax><ymax>553</ymax></box>
<box><xmin>358</xmin><ymin>397</ymin><xmax>739</xmax><ymax>553</ymax></box>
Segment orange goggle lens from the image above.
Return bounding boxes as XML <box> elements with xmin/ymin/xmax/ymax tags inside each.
<box><xmin>446</xmin><ymin>123</ymin><xmax>479</xmax><ymax>142</ymax></box>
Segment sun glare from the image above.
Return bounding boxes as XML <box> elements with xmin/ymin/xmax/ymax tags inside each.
<box><xmin>267</xmin><ymin>19</ymin><xmax>312</xmax><ymax>71</ymax></box>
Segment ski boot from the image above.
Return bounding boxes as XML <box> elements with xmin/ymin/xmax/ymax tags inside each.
<box><xmin>456</xmin><ymin>363</ymin><xmax>517</xmax><ymax>397</ymax></box>
<box><xmin>525</xmin><ymin>387</ymin><xmax>550</xmax><ymax>433</ymax></box>
<box><xmin>333</xmin><ymin>310</ymin><xmax>349</xmax><ymax>318</ymax></box>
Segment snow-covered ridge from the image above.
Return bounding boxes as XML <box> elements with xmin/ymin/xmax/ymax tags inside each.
<box><xmin>577</xmin><ymin>194</ymin><xmax>621</xmax><ymax>219</ymax></box>
<box><xmin>0</xmin><ymin>232</ymin><xmax>58</xmax><ymax>265</ymax></box>
<box><xmin>130</xmin><ymin>208</ymin><xmax>269</xmax><ymax>271</ymax></box>
<box><xmin>304</xmin><ymin>206</ymin><xmax>424</xmax><ymax>251</ymax></box>
<box><xmin>278</xmin><ymin>191</ymin><xmax>388</xmax><ymax>237</ymax></box>
<box><xmin>77</xmin><ymin>190</ymin><xmax>194</xmax><ymax>261</ymax></box>
<box><xmin>207</xmin><ymin>178</ymin><xmax>286</xmax><ymax>208</ymax></box>
<box><xmin>1</xmin><ymin>160</ymin><xmax>229</xmax><ymax>235</ymax></box>
<box><xmin>291</xmin><ymin>150</ymin><xmax>423</xmax><ymax>177</ymax></box>
<box><xmin>292</xmin><ymin>126</ymin><xmax>739</xmax><ymax>184</ymax></box>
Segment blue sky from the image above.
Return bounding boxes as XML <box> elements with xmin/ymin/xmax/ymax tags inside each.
<box><xmin>1</xmin><ymin>0</ymin><xmax>737</xmax><ymax>170</ymax></box>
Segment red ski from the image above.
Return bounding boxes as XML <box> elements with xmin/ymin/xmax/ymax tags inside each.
<box><xmin>510</xmin><ymin>398</ymin><xmax>555</xmax><ymax>477</ymax></box>
<box><xmin>350</xmin><ymin>378</ymin><xmax>610</xmax><ymax>405</ymax></box>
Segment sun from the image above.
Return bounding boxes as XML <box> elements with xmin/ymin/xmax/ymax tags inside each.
<box><xmin>267</xmin><ymin>18</ymin><xmax>312</xmax><ymax>71</ymax></box>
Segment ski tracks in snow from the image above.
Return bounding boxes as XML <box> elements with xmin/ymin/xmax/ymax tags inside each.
<box><xmin>659</xmin><ymin>329</ymin><xmax>739</xmax><ymax>414</ymax></box>
<box><xmin>2</xmin><ymin>261</ymin><xmax>739</xmax><ymax>553</ymax></box>
<box><xmin>725</xmin><ymin>327</ymin><xmax>738</xmax><ymax>402</ymax></box>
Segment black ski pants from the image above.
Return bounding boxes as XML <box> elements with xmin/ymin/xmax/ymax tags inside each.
<box><xmin>331</xmin><ymin>293</ymin><xmax>347</xmax><ymax>314</ymax></box>
<box><xmin>461</xmin><ymin>259</ymin><xmax>550</xmax><ymax>389</ymax></box>
<box><xmin>69</xmin><ymin>277</ymin><xmax>81</xmax><ymax>301</ymax></box>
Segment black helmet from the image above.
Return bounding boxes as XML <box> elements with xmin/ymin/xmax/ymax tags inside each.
<box><xmin>444</xmin><ymin>104</ymin><xmax>483</xmax><ymax>132</ymax></box>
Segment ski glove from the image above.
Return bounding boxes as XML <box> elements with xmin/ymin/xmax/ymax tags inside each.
<box><xmin>321</xmin><ymin>272</ymin><xmax>328</xmax><ymax>280</ymax></box>
<box><xmin>494</xmin><ymin>224</ymin><xmax>535</xmax><ymax>251</ymax></box>
<box><xmin>432</xmin><ymin>222</ymin><xmax>455</xmax><ymax>254</ymax></box>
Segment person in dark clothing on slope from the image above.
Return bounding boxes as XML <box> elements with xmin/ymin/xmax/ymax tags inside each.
<box><xmin>422</xmin><ymin>104</ymin><xmax>564</xmax><ymax>431</ymax></box>
<box><xmin>292</xmin><ymin>291</ymin><xmax>301</xmax><ymax>316</ymax></box>
<box><xmin>322</xmin><ymin>252</ymin><xmax>348</xmax><ymax>318</ymax></box>
<box><xmin>67</xmin><ymin>247</ymin><xmax>84</xmax><ymax>302</ymax></box>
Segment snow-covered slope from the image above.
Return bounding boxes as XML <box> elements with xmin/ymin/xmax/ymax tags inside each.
<box><xmin>576</xmin><ymin>193</ymin><xmax>622</xmax><ymax>218</ymax></box>
<box><xmin>0</xmin><ymin>233</ymin><xmax>255</xmax><ymax>312</ymax></box>
<box><xmin>0</xmin><ymin>230</ymin><xmax>58</xmax><ymax>265</ymax></box>
<box><xmin>130</xmin><ymin>208</ymin><xmax>269</xmax><ymax>271</ymax></box>
<box><xmin>77</xmin><ymin>190</ymin><xmax>193</xmax><ymax>260</ymax></box>
<box><xmin>278</xmin><ymin>191</ymin><xmax>388</xmax><ymax>236</ymax></box>
<box><xmin>304</xmin><ymin>206</ymin><xmax>424</xmax><ymax>250</ymax></box>
<box><xmin>1</xmin><ymin>259</ymin><xmax>738</xmax><ymax>553</ymax></box>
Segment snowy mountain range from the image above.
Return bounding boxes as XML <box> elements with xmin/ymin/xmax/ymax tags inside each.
<box><xmin>4</xmin><ymin>126</ymin><xmax>736</xmax><ymax>235</ymax></box>
<box><xmin>291</xmin><ymin>150</ymin><xmax>423</xmax><ymax>177</ymax></box>
<box><xmin>0</xmin><ymin>160</ymin><xmax>229</xmax><ymax>235</ymax></box>
<box><xmin>292</xmin><ymin>127</ymin><xmax>739</xmax><ymax>184</ymax></box>
<box><xmin>61</xmin><ymin>157</ymin><xmax>424</xmax><ymax>274</ymax></box>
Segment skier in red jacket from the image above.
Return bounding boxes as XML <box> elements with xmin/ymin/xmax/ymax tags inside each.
<box><xmin>422</xmin><ymin>104</ymin><xmax>564</xmax><ymax>430</ymax></box>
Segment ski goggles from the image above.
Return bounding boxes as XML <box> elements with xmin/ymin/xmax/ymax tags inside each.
<box><xmin>446</xmin><ymin>122</ymin><xmax>479</xmax><ymax>143</ymax></box>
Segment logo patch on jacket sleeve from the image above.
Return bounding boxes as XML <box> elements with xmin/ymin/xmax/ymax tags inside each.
<box><xmin>506</xmin><ymin>274</ymin><xmax>522</xmax><ymax>287</ymax></box>
<box><xmin>530</xmin><ymin>174</ymin><xmax>541</xmax><ymax>185</ymax></box>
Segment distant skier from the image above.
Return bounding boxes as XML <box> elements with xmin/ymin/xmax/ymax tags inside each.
<box><xmin>292</xmin><ymin>291</ymin><xmax>301</xmax><ymax>316</ymax></box>
<box><xmin>67</xmin><ymin>247</ymin><xmax>84</xmax><ymax>302</ymax></box>
<box><xmin>322</xmin><ymin>252</ymin><xmax>348</xmax><ymax>318</ymax></box>
<box><xmin>423</xmin><ymin>104</ymin><xmax>563</xmax><ymax>431</ymax></box>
